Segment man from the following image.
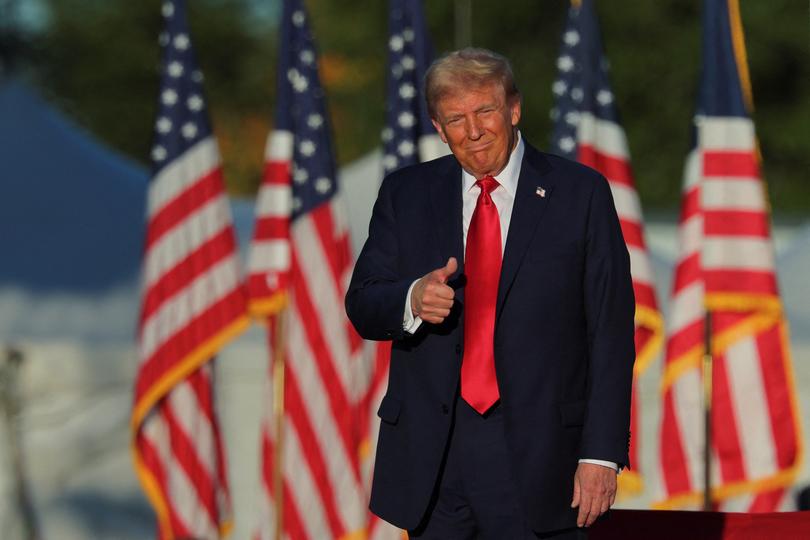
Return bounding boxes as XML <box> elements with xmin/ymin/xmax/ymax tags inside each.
<box><xmin>346</xmin><ymin>48</ymin><xmax>634</xmax><ymax>539</ymax></box>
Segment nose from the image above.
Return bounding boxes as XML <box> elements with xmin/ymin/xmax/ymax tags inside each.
<box><xmin>465</xmin><ymin>115</ymin><xmax>483</xmax><ymax>140</ymax></box>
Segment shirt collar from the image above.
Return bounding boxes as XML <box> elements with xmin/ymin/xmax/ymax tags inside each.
<box><xmin>462</xmin><ymin>131</ymin><xmax>524</xmax><ymax>198</ymax></box>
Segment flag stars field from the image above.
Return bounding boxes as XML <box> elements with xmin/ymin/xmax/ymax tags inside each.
<box><xmin>173</xmin><ymin>33</ymin><xmax>189</xmax><ymax>50</ymax></box>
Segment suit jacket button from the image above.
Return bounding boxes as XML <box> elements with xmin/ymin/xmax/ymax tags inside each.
<box><xmin>441</xmin><ymin>404</ymin><xmax>449</xmax><ymax>415</ymax></box>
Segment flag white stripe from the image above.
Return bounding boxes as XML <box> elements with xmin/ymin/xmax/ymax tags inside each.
<box><xmin>248</xmin><ymin>240</ymin><xmax>291</xmax><ymax>274</ymax></box>
<box><xmin>676</xmin><ymin>215</ymin><xmax>703</xmax><ymax>261</ymax></box>
<box><xmin>291</xmin><ymin>217</ymin><xmax>354</xmax><ymax>394</ymax></box>
<box><xmin>628</xmin><ymin>245</ymin><xmax>653</xmax><ymax>285</ymax></box>
<box><xmin>609</xmin><ymin>182</ymin><xmax>643</xmax><ymax>225</ymax></box>
<box><xmin>698</xmin><ymin>116</ymin><xmax>755</xmax><ymax>151</ymax></box>
<box><xmin>666</xmin><ymin>282</ymin><xmax>704</xmax><ymax>335</ymax></box>
<box><xmin>168</xmin><ymin>380</ymin><xmax>217</xmax><ymax>475</ymax></box>
<box><xmin>256</xmin><ymin>184</ymin><xmax>293</xmax><ymax>218</ymax></box>
<box><xmin>144</xmin><ymin>194</ymin><xmax>232</xmax><ymax>288</ymax></box>
<box><xmin>418</xmin><ymin>133</ymin><xmax>450</xmax><ymax>162</ymax></box>
<box><xmin>265</xmin><ymin>130</ymin><xmax>294</xmax><ymax>161</ymax></box>
<box><xmin>577</xmin><ymin>112</ymin><xmax>630</xmax><ymax>160</ymax></box>
<box><xmin>719</xmin><ymin>494</ymin><xmax>754</xmax><ymax>513</ymax></box>
<box><xmin>725</xmin><ymin>336</ymin><xmax>779</xmax><ymax>479</ymax></box>
<box><xmin>702</xmin><ymin>178</ymin><xmax>765</xmax><ymax>211</ymax></box>
<box><xmin>330</xmin><ymin>195</ymin><xmax>349</xmax><ymax>238</ymax></box>
<box><xmin>149</xmin><ymin>137</ymin><xmax>220</xmax><ymax>217</ymax></box>
<box><xmin>673</xmin><ymin>369</ymin><xmax>705</xmax><ymax>492</ymax></box>
<box><xmin>282</xmin><ymin>417</ymin><xmax>332</xmax><ymax>540</ymax></box>
<box><xmin>143</xmin><ymin>414</ymin><xmax>218</xmax><ymax>538</ymax></box>
<box><xmin>141</xmin><ymin>255</ymin><xmax>241</xmax><ymax>361</ymax></box>
<box><xmin>682</xmin><ymin>149</ymin><xmax>701</xmax><ymax>192</ymax></box>
<box><xmin>288</xmin><ymin>306</ymin><xmax>367</xmax><ymax>530</ymax></box>
<box><xmin>702</xmin><ymin>237</ymin><xmax>775</xmax><ymax>271</ymax></box>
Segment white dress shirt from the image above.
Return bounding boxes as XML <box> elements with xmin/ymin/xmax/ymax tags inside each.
<box><xmin>400</xmin><ymin>132</ymin><xmax>617</xmax><ymax>472</ymax></box>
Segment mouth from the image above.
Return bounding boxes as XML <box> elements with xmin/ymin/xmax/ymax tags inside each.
<box><xmin>467</xmin><ymin>140</ymin><xmax>492</xmax><ymax>153</ymax></box>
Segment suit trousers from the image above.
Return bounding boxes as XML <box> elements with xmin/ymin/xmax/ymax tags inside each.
<box><xmin>408</xmin><ymin>397</ymin><xmax>588</xmax><ymax>540</ymax></box>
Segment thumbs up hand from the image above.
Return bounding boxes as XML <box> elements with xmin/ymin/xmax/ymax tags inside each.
<box><xmin>411</xmin><ymin>257</ymin><xmax>457</xmax><ymax>324</ymax></box>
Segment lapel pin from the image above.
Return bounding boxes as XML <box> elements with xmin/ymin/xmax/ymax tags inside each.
<box><xmin>535</xmin><ymin>186</ymin><xmax>546</xmax><ymax>198</ymax></box>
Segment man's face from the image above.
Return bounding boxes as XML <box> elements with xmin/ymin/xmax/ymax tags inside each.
<box><xmin>431</xmin><ymin>82</ymin><xmax>521</xmax><ymax>180</ymax></box>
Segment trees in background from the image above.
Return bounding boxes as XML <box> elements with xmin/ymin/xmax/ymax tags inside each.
<box><xmin>8</xmin><ymin>0</ymin><xmax>809</xmax><ymax>210</ymax></box>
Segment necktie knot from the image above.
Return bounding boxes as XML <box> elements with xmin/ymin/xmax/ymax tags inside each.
<box><xmin>476</xmin><ymin>176</ymin><xmax>499</xmax><ymax>196</ymax></box>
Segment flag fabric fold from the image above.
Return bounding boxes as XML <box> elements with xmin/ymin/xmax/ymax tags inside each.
<box><xmin>132</xmin><ymin>1</ymin><xmax>248</xmax><ymax>538</ymax></box>
<box><xmin>550</xmin><ymin>0</ymin><xmax>663</xmax><ymax>498</ymax></box>
<box><xmin>359</xmin><ymin>3</ymin><xmax>443</xmax><ymax>538</ymax></box>
<box><xmin>248</xmin><ymin>1</ymin><xmax>369</xmax><ymax>538</ymax></box>
<box><xmin>657</xmin><ymin>0</ymin><xmax>801</xmax><ymax>512</ymax></box>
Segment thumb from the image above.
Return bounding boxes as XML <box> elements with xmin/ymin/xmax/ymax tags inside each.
<box><xmin>434</xmin><ymin>257</ymin><xmax>458</xmax><ymax>283</ymax></box>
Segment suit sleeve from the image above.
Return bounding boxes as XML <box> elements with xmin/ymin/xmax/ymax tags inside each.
<box><xmin>580</xmin><ymin>176</ymin><xmax>636</xmax><ymax>467</ymax></box>
<box><xmin>345</xmin><ymin>175</ymin><xmax>413</xmax><ymax>342</ymax></box>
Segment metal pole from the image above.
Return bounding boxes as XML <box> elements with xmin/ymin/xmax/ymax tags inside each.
<box><xmin>454</xmin><ymin>0</ymin><xmax>472</xmax><ymax>48</ymax></box>
<box><xmin>702</xmin><ymin>312</ymin><xmax>713</xmax><ymax>511</ymax></box>
<box><xmin>272</xmin><ymin>311</ymin><xmax>287</xmax><ymax>540</ymax></box>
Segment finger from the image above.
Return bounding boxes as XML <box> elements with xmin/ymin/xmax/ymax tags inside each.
<box><xmin>576</xmin><ymin>490</ymin><xmax>591</xmax><ymax>526</ymax></box>
<box><xmin>433</xmin><ymin>257</ymin><xmax>458</xmax><ymax>283</ymax></box>
<box><xmin>609</xmin><ymin>489</ymin><xmax>616</xmax><ymax>507</ymax></box>
<box><xmin>571</xmin><ymin>478</ymin><xmax>580</xmax><ymax>508</ymax></box>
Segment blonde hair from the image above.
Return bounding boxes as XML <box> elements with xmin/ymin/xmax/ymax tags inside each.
<box><xmin>424</xmin><ymin>47</ymin><xmax>520</xmax><ymax>119</ymax></box>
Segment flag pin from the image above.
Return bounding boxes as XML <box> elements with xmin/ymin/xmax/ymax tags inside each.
<box><xmin>536</xmin><ymin>186</ymin><xmax>546</xmax><ymax>198</ymax></box>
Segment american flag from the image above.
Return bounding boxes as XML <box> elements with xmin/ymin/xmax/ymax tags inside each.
<box><xmin>381</xmin><ymin>0</ymin><xmax>446</xmax><ymax>176</ymax></box>
<box><xmin>359</xmin><ymin>4</ymin><xmax>444</xmax><ymax>539</ymax></box>
<box><xmin>247</xmin><ymin>0</ymin><xmax>369</xmax><ymax>538</ymax></box>
<box><xmin>132</xmin><ymin>1</ymin><xmax>248</xmax><ymax>538</ymax></box>
<box><xmin>657</xmin><ymin>0</ymin><xmax>801</xmax><ymax>511</ymax></box>
<box><xmin>549</xmin><ymin>0</ymin><xmax>662</xmax><ymax>498</ymax></box>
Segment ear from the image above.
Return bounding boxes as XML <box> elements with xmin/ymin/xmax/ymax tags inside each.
<box><xmin>509</xmin><ymin>98</ymin><xmax>522</xmax><ymax>127</ymax></box>
<box><xmin>431</xmin><ymin>118</ymin><xmax>448</xmax><ymax>144</ymax></box>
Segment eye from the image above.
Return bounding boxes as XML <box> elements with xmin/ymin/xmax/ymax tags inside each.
<box><xmin>446</xmin><ymin>117</ymin><xmax>462</xmax><ymax>126</ymax></box>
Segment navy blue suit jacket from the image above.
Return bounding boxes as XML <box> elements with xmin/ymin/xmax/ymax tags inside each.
<box><xmin>345</xmin><ymin>142</ymin><xmax>635</xmax><ymax>533</ymax></box>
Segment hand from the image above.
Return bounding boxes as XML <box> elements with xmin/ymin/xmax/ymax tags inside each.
<box><xmin>411</xmin><ymin>257</ymin><xmax>457</xmax><ymax>324</ymax></box>
<box><xmin>570</xmin><ymin>462</ymin><xmax>617</xmax><ymax>528</ymax></box>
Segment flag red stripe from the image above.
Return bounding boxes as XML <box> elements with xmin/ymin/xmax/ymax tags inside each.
<box><xmin>140</xmin><ymin>229</ymin><xmax>237</xmax><ymax>324</ymax></box>
<box><xmin>618</xmin><ymin>219</ymin><xmax>643</xmax><ymax>249</ymax></box>
<box><xmin>138</xmin><ymin>431</ymin><xmax>189</xmax><ymax>539</ymax></box>
<box><xmin>665</xmin><ymin>319</ymin><xmax>703</xmax><ymax>364</ymax></box>
<box><xmin>704</xmin><ymin>210</ymin><xmax>770</xmax><ymax>237</ymax></box>
<box><xmin>253</xmin><ymin>216</ymin><xmax>290</xmax><ymax>240</ymax></box>
<box><xmin>145</xmin><ymin>169</ymin><xmax>224</xmax><ymax>249</ymax></box>
<box><xmin>290</xmin><ymin>250</ymin><xmax>360</xmax><ymax>478</ymax></box>
<box><xmin>703</xmin><ymin>151</ymin><xmax>759</xmax><ymax>178</ymax></box>
<box><xmin>577</xmin><ymin>144</ymin><xmax>634</xmax><ymax>186</ymax></box>
<box><xmin>746</xmin><ymin>488</ymin><xmax>785</xmax><ymax>512</ymax></box>
<box><xmin>661</xmin><ymin>393</ymin><xmax>693</xmax><ymax>495</ymax></box>
<box><xmin>633</xmin><ymin>282</ymin><xmax>658</xmax><ymax>312</ymax></box>
<box><xmin>680</xmin><ymin>188</ymin><xmax>700</xmax><ymax>222</ymax></box>
<box><xmin>285</xmin><ymin>365</ymin><xmax>346</xmax><ymax>536</ymax></box>
<box><xmin>135</xmin><ymin>288</ymin><xmax>246</xmax><ymax>397</ymax></box>
<box><xmin>161</xmin><ymin>403</ymin><xmax>219</xmax><ymax>527</ymax></box>
<box><xmin>672</xmin><ymin>252</ymin><xmax>701</xmax><ymax>294</ymax></box>
<box><xmin>756</xmin><ymin>327</ymin><xmax>797</xmax><ymax>469</ymax></box>
<box><xmin>264</xmin><ymin>160</ymin><xmax>291</xmax><ymax>184</ymax></box>
<box><xmin>710</xmin><ymin>348</ymin><xmax>747</xmax><ymax>484</ymax></box>
<box><xmin>703</xmin><ymin>270</ymin><xmax>778</xmax><ymax>297</ymax></box>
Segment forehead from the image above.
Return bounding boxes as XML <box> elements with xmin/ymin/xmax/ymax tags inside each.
<box><xmin>435</xmin><ymin>82</ymin><xmax>506</xmax><ymax>116</ymax></box>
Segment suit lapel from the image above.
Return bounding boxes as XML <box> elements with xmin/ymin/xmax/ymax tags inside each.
<box><xmin>429</xmin><ymin>158</ymin><xmax>465</xmax><ymax>281</ymax></box>
<box><xmin>495</xmin><ymin>145</ymin><xmax>555</xmax><ymax>322</ymax></box>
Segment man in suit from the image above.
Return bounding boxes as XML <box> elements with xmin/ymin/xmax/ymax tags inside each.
<box><xmin>346</xmin><ymin>48</ymin><xmax>634</xmax><ymax>539</ymax></box>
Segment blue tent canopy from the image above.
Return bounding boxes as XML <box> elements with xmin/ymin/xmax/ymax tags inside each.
<box><xmin>0</xmin><ymin>79</ymin><xmax>148</xmax><ymax>293</ymax></box>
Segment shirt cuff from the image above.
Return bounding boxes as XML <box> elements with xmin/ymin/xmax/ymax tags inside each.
<box><xmin>578</xmin><ymin>459</ymin><xmax>619</xmax><ymax>472</ymax></box>
<box><xmin>403</xmin><ymin>279</ymin><xmax>423</xmax><ymax>334</ymax></box>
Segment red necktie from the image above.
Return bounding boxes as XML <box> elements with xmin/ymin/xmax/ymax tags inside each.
<box><xmin>461</xmin><ymin>175</ymin><xmax>501</xmax><ymax>414</ymax></box>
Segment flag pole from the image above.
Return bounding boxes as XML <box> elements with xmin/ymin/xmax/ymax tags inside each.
<box><xmin>702</xmin><ymin>311</ymin><xmax>713</xmax><ymax>511</ymax></box>
<box><xmin>272</xmin><ymin>308</ymin><xmax>288</xmax><ymax>540</ymax></box>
